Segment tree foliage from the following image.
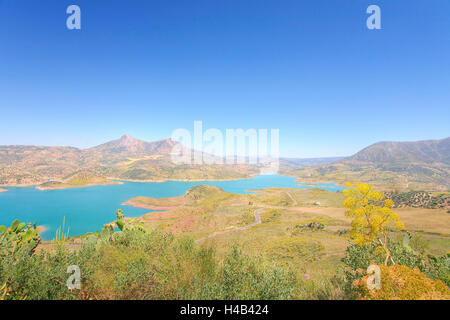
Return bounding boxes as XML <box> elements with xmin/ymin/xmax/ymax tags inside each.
<box><xmin>343</xmin><ymin>183</ymin><xmax>405</xmax><ymax>264</ymax></box>
<box><xmin>354</xmin><ymin>264</ymin><xmax>449</xmax><ymax>300</ymax></box>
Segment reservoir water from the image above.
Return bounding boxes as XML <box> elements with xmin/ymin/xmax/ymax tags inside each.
<box><xmin>0</xmin><ymin>175</ymin><xmax>343</xmax><ymax>240</ymax></box>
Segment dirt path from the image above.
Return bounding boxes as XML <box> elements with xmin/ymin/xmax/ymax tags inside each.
<box><xmin>195</xmin><ymin>208</ymin><xmax>264</xmax><ymax>242</ymax></box>
<box><xmin>237</xmin><ymin>208</ymin><xmax>263</xmax><ymax>230</ymax></box>
<box><xmin>285</xmin><ymin>191</ymin><xmax>297</xmax><ymax>205</ymax></box>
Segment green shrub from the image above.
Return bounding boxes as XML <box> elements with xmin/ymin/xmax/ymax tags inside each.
<box><xmin>354</xmin><ymin>264</ymin><xmax>449</xmax><ymax>300</ymax></box>
<box><xmin>186</xmin><ymin>246</ymin><xmax>296</xmax><ymax>300</ymax></box>
<box><xmin>267</xmin><ymin>237</ymin><xmax>325</xmax><ymax>262</ymax></box>
<box><xmin>0</xmin><ymin>220</ymin><xmax>41</xmax><ymax>259</ymax></box>
<box><xmin>341</xmin><ymin>235</ymin><xmax>450</xmax><ymax>298</ymax></box>
<box><xmin>1</xmin><ymin>212</ymin><xmax>299</xmax><ymax>300</ymax></box>
<box><xmin>0</xmin><ymin>245</ymin><xmax>80</xmax><ymax>300</ymax></box>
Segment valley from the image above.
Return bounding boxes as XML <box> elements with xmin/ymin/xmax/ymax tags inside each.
<box><xmin>40</xmin><ymin>183</ymin><xmax>448</xmax><ymax>299</ymax></box>
<box><xmin>1</xmin><ymin>136</ymin><xmax>449</xmax><ymax>193</ymax></box>
<box><xmin>1</xmin><ymin>136</ymin><xmax>449</xmax><ymax>300</ymax></box>
<box><xmin>124</xmin><ymin>185</ymin><xmax>449</xmax><ymax>256</ymax></box>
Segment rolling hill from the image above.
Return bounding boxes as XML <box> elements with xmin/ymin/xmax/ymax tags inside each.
<box><xmin>81</xmin><ymin>135</ymin><xmax>180</xmax><ymax>165</ymax></box>
<box><xmin>1</xmin><ymin>135</ymin><xmax>449</xmax><ymax>191</ymax></box>
<box><xmin>0</xmin><ymin>135</ymin><xmax>258</xmax><ymax>188</ymax></box>
<box><xmin>281</xmin><ymin>138</ymin><xmax>450</xmax><ymax>191</ymax></box>
<box><xmin>344</xmin><ymin>138</ymin><xmax>450</xmax><ymax>165</ymax></box>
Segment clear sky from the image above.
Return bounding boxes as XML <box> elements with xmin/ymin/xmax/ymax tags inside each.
<box><xmin>0</xmin><ymin>0</ymin><xmax>449</xmax><ymax>158</ymax></box>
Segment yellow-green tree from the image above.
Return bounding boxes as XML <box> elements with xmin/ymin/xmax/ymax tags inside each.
<box><xmin>343</xmin><ymin>183</ymin><xmax>405</xmax><ymax>265</ymax></box>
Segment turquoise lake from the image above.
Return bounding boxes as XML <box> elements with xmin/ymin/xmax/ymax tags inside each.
<box><xmin>0</xmin><ymin>175</ymin><xmax>343</xmax><ymax>240</ymax></box>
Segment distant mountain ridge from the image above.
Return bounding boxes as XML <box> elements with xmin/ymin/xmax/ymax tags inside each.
<box><xmin>81</xmin><ymin>135</ymin><xmax>182</xmax><ymax>165</ymax></box>
<box><xmin>280</xmin><ymin>137</ymin><xmax>450</xmax><ymax>191</ymax></box>
<box><xmin>0</xmin><ymin>135</ymin><xmax>258</xmax><ymax>187</ymax></box>
<box><xmin>343</xmin><ymin>138</ymin><xmax>450</xmax><ymax>165</ymax></box>
<box><xmin>1</xmin><ymin>136</ymin><xmax>449</xmax><ymax>190</ymax></box>
<box><xmin>280</xmin><ymin>157</ymin><xmax>344</xmax><ymax>168</ymax></box>
<box><xmin>85</xmin><ymin>135</ymin><xmax>179</xmax><ymax>157</ymax></box>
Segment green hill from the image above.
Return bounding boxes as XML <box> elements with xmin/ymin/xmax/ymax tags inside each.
<box><xmin>345</xmin><ymin>138</ymin><xmax>450</xmax><ymax>165</ymax></box>
<box><xmin>281</xmin><ymin>138</ymin><xmax>450</xmax><ymax>191</ymax></box>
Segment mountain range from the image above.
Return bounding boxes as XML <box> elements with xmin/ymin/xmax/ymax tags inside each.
<box><xmin>0</xmin><ymin>135</ymin><xmax>258</xmax><ymax>187</ymax></box>
<box><xmin>0</xmin><ymin>135</ymin><xmax>449</xmax><ymax>191</ymax></box>
<box><xmin>280</xmin><ymin>137</ymin><xmax>450</xmax><ymax>191</ymax></box>
<box><xmin>344</xmin><ymin>138</ymin><xmax>450</xmax><ymax>165</ymax></box>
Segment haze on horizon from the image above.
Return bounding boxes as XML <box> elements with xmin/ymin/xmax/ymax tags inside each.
<box><xmin>1</xmin><ymin>1</ymin><xmax>449</xmax><ymax>158</ymax></box>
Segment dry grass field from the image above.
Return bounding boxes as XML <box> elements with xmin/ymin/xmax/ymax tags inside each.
<box><xmin>123</xmin><ymin>185</ymin><xmax>449</xmax><ymax>292</ymax></box>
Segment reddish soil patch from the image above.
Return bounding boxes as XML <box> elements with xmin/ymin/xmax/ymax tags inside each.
<box><xmin>123</xmin><ymin>200</ymin><xmax>178</xmax><ymax>211</ymax></box>
<box><xmin>170</xmin><ymin>216</ymin><xmax>199</xmax><ymax>234</ymax></box>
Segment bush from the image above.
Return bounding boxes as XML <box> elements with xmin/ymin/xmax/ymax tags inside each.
<box><xmin>0</xmin><ymin>215</ymin><xmax>298</xmax><ymax>300</ymax></box>
<box><xmin>0</xmin><ymin>245</ymin><xmax>80</xmax><ymax>300</ymax></box>
<box><xmin>354</xmin><ymin>264</ymin><xmax>449</xmax><ymax>300</ymax></box>
<box><xmin>187</xmin><ymin>246</ymin><xmax>296</xmax><ymax>300</ymax></box>
<box><xmin>341</xmin><ymin>238</ymin><xmax>450</xmax><ymax>298</ymax></box>
<box><xmin>267</xmin><ymin>237</ymin><xmax>325</xmax><ymax>262</ymax></box>
<box><xmin>83</xmin><ymin>231</ymin><xmax>297</xmax><ymax>300</ymax></box>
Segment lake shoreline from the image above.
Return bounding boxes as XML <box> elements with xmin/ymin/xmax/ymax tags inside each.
<box><xmin>0</xmin><ymin>175</ymin><xmax>344</xmax><ymax>192</ymax></box>
<box><xmin>123</xmin><ymin>199</ymin><xmax>176</xmax><ymax>211</ymax></box>
<box><xmin>0</xmin><ymin>174</ymin><xmax>344</xmax><ymax>240</ymax></box>
<box><xmin>1</xmin><ymin>176</ymin><xmax>257</xmax><ymax>190</ymax></box>
<box><xmin>294</xmin><ymin>179</ymin><xmax>345</xmax><ymax>187</ymax></box>
<box><xmin>111</xmin><ymin>176</ymin><xmax>254</xmax><ymax>183</ymax></box>
<box><xmin>36</xmin><ymin>180</ymin><xmax>123</xmax><ymax>191</ymax></box>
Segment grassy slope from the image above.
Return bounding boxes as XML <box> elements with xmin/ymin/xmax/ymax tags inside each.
<box><xmin>37</xmin><ymin>179</ymin><xmax>120</xmax><ymax>190</ymax></box>
<box><xmin>38</xmin><ymin>170</ymin><xmax>120</xmax><ymax>190</ymax></box>
<box><xmin>280</xmin><ymin>138</ymin><xmax>450</xmax><ymax>192</ymax></box>
<box><xmin>282</xmin><ymin>163</ymin><xmax>450</xmax><ymax>192</ymax></box>
<box><xmin>123</xmin><ymin>186</ymin><xmax>450</xmax><ymax>293</ymax></box>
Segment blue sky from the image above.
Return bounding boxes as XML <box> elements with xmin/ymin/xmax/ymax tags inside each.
<box><xmin>0</xmin><ymin>0</ymin><xmax>449</xmax><ymax>158</ymax></box>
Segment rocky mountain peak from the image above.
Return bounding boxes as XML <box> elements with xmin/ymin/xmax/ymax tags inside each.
<box><xmin>118</xmin><ymin>134</ymin><xmax>140</xmax><ymax>147</ymax></box>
